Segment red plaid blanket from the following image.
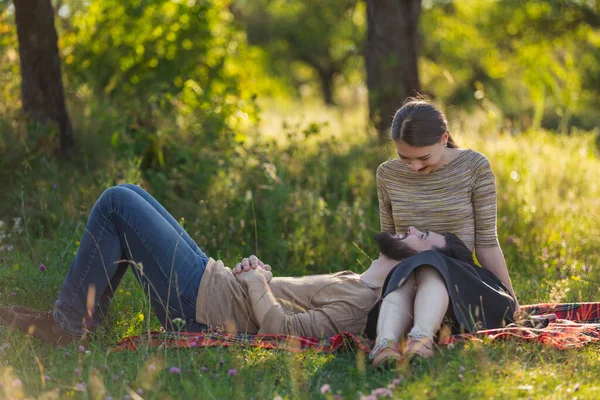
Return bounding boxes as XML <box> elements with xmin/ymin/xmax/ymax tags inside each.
<box><xmin>113</xmin><ymin>302</ymin><xmax>600</xmax><ymax>353</ymax></box>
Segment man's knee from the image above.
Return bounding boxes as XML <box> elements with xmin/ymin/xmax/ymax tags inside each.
<box><xmin>117</xmin><ymin>183</ymin><xmax>139</xmax><ymax>192</ymax></box>
<box><xmin>97</xmin><ymin>186</ymin><xmax>134</xmax><ymax>211</ymax></box>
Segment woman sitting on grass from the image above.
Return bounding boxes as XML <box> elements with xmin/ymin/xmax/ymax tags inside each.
<box><xmin>369</xmin><ymin>98</ymin><xmax>520</xmax><ymax>368</ymax></box>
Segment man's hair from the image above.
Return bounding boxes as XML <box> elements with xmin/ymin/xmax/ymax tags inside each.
<box><xmin>433</xmin><ymin>233</ymin><xmax>474</xmax><ymax>264</ymax></box>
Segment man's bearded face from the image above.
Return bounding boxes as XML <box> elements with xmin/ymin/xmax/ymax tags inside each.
<box><xmin>375</xmin><ymin>232</ymin><xmax>419</xmax><ymax>260</ymax></box>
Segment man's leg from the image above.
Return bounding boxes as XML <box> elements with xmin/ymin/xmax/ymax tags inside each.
<box><xmin>54</xmin><ymin>185</ymin><xmax>209</xmax><ymax>336</ymax></box>
<box><xmin>95</xmin><ymin>184</ymin><xmax>209</xmax><ymax>331</ymax></box>
<box><xmin>116</xmin><ymin>184</ymin><xmax>204</xmax><ymax>258</ymax></box>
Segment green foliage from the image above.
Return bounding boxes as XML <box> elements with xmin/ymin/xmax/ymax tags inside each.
<box><xmin>0</xmin><ymin>5</ymin><xmax>19</xmax><ymax>114</ymax></box>
<box><xmin>57</xmin><ymin>0</ymin><xmax>265</xmax><ymax>167</ymax></box>
<box><xmin>233</xmin><ymin>0</ymin><xmax>365</xmax><ymax>103</ymax></box>
<box><xmin>421</xmin><ymin>0</ymin><xmax>600</xmax><ymax>131</ymax></box>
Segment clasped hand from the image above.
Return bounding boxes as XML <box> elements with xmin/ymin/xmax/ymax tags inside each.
<box><xmin>233</xmin><ymin>255</ymin><xmax>273</xmax><ymax>284</ymax></box>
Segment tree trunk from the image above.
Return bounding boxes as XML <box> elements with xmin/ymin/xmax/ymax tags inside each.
<box><xmin>365</xmin><ymin>0</ymin><xmax>422</xmax><ymax>140</ymax></box>
<box><xmin>317</xmin><ymin>68</ymin><xmax>336</xmax><ymax>106</ymax></box>
<box><xmin>13</xmin><ymin>0</ymin><xmax>74</xmax><ymax>157</ymax></box>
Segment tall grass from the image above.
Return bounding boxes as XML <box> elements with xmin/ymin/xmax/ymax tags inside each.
<box><xmin>0</xmin><ymin>101</ymin><xmax>599</xmax><ymax>398</ymax></box>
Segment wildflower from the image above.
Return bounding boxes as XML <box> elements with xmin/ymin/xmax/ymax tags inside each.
<box><xmin>12</xmin><ymin>379</ymin><xmax>22</xmax><ymax>388</ymax></box>
<box><xmin>458</xmin><ymin>374</ymin><xmax>464</xmax><ymax>380</ymax></box>
<box><xmin>106</xmin><ymin>397</ymin><xmax>113</xmax><ymax>400</ymax></box>
<box><xmin>148</xmin><ymin>364</ymin><xmax>156</xmax><ymax>372</ymax></box>
<box><xmin>320</xmin><ymin>384</ymin><xmax>331</xmax><ymax>394</ymax></box>
<box><xmin>136</xmin><ymin>388</ymin><xmax>143</xmax><ymax>395</ymax></box>
<box><xmin>228</xmin><ymin>369</ymin><xmax>237</xmax><ymax>376</ymax></box>
<box><xmin>218</xmin><ymin>359</ymin><xmax>224</xmax><ymax>367</ymax></box>
<box><xmin>44</xmin><ymin>375</ymin><xmax>51</xmax><ymax>381</ymax></box>
<box><xmin>169</xmin><ymin>366</ymin><xmax>181</xmax><ymax>375</ymax></box>
<box><xmin>470</xmin><ymin>369</ymin><xmax>476</xmax><ymax>374</ymax></box>
<box><xmin>64</xmin><ymin>351</ymin><xmax>71</xmax><ymax>358</ymax></box>
<box><xmin>11</xmin><ymin>292</ymin><xmax>16</xmax><ymax>296</ymax></box>
<box><xmin>574</xmin><ymin>383</ymin><xmax>581</xmax><ymax>392</ymax></box>
<box><xmin>201</xmin><ymin>366</ymin><xmax>208</xmax><ymax>372</ymax></box>
<box><xmin>74</xmin><ymin>368</ymin><xmax>81</xmax><ymax>377</ymax></box>
<box><xmin>75</xmin><ymin>383</ymin><xmax>86</xmax><ymax>392</ymax></box>
<box><xmin>274</xmin><ymin>397</ymin><xmax>283</xmax><ymax>400</ymax></box>
<box><xmin>78</xmin><ymin>345</ymin><xmax>85</xmax><ymax>353</ymax></box>
<box><xmin>52</xmin><ymin>183</ymin><xmax>57</xmax><ymax>190</ymax></box>
<box><xmin>372</xmin><ymin>387</ymin><xmax>392</xmax><ymax>397</ymax></box>
<box><xmin>103</xmin><ymin>364</ymin><xmax>110</xmax><ymax>373</ymax></box>
<box><xmin>189</xmin><ymin>341</ymin><xmax>197</xmax><ymax>347</ymax></box>
<box><xmin>39</xmin><ymin>264</ymin><xmax>47</xmax><ymax>271</ymax></box>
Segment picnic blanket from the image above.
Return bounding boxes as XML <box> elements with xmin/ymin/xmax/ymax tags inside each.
<box><xmin>112</xmin><ymin>302</ymin><xmax>600</xmax><ymax>353</ymax></box>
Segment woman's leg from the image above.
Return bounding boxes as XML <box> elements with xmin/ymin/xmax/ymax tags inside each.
<box><xmin>54</xmin><ymin>186</ymin><xmax>209</xmax><ymax>336</ymax></box>
<box><xmin>409</xmin><ymin>265</ymin><xmax>449</xmax><ymax>340</ymax></box>
<box><xmin>370</xmin><ymin>274</ymin><xmax>417</xmax><ymax>366</ymax></box>
<box><xmin>375</xmin><ymin>274</ymin><xmax>416</xmax><ymax>343</ymax></box>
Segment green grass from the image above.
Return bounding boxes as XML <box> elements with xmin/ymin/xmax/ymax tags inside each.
<box><xmin>0</xmin><ymin>101</ymin><xmax>599</xmax><ymax>399</ymax></box>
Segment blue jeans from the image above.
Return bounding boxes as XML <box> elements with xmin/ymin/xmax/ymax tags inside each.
<box><xmin>54</xmin><ymin>184</ymin><xmax>209</xmax><ymax>335</ymax></box>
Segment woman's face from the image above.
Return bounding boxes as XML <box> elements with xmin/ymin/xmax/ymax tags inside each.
<box><xmin>394</xmin><ymin>133</ymin><xmax>448</xmax><ymax>174</ymax></box>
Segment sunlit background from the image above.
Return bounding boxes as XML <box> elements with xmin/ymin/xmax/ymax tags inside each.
<box><xmin>0</xmin><ymin>0</ymin><xmax>599</xmax><ymax>398</ymax></box>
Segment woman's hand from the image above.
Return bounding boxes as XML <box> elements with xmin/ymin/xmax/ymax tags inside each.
<box><xmin>233</xmin><ymin>255</ymin><xmax>273</xmax><ymax>282</ymax></box>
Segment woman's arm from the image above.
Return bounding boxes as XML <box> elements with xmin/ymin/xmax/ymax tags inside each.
<box><xmin>471</xmin><ymin>155</ymin><xmax>519</xmax><ymax>312</ymax></box>
<box><xmin>476</xmin><ymin>246</ymin><xmax>519</xmax><ymax>311</ymax></box>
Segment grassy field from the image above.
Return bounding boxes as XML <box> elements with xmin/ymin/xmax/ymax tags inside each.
<box><xmin>0</xmin><ymin>101</ymin><xmax>599</xmax><ymax>399</ymax></box>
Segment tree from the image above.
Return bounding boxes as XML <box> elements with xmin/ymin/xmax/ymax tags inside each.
<box><xmin>59</xmin><ymin>0</ymin><xmax>260</xmax><ymax>168</ymax></box>
<box><xmin>233</xmin><ymin>0</ymin><xmax>364</xmax><ymax>106</ymax></box>
<box><xmin>13</xmin><ymin>0</ymin><xmax>74</xmax><ymax>157</ymax></box>
<box><xmin>365</xmin><ymin>0</ymin><xmax>422</xmax><ymax>140</ymax></box>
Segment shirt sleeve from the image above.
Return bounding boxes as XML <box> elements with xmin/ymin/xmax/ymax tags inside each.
<box><xmin>472</xmin><ymin>156</ymin><xmax>500</xmax><ymax>248</ymax></box>
<box><xmin>376</xmin><ymin>164</ymin><xmax>396</xmax><ymax>233</ymax></box>
<box><xmin>257</xmin><ymin>300</ymin><xmax>365</xmax><ymax>337</ymax></box>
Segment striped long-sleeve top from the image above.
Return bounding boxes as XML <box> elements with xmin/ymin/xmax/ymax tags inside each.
<box><xmin>376</xmin><ymin>149</ymin><xmax>499</xmax><ymax>251</ymax></box>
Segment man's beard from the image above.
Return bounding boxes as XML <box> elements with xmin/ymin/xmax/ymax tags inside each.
<box><xmin>375</xmin><ymin>232</ymin><xmax>418</xmax><ymax>261</ymax></box>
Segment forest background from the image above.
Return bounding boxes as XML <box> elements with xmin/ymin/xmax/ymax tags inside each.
<box><xmin>0</xmin><ymin>0</ymin><xmax>599</xmax><ymax>398</ymax></box>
